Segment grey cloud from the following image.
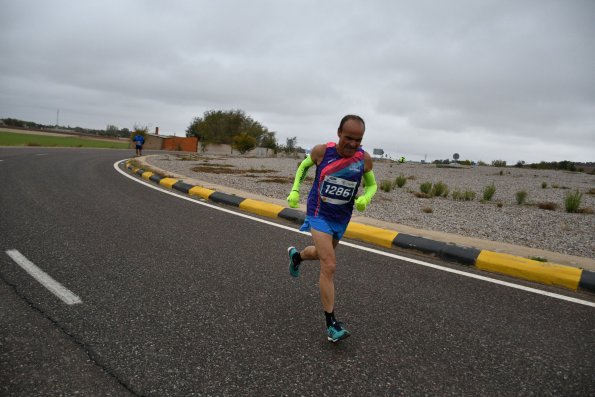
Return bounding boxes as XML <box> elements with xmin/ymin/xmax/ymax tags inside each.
<box><xmin>1</xmin><ymin>0</ymin><xmax>593</xmax><ymax>163</ymax></box>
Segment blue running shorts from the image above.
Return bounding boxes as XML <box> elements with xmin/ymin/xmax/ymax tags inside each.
<box><xmin>299</xmin><ymin>216</ymin><xmax>348</xmax><ymax>241</ymax></box>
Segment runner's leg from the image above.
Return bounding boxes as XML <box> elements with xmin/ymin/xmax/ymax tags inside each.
<box><xmin>310</xmin><ymin>229</ymin><xmax>339</xmax><ymax>313</ymax></box>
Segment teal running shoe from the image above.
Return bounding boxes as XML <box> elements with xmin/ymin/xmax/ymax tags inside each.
<box><xmin>327</xmin><ymin>322</ymin><xmax>351</xmax><ymax>343</ymax></box>
<box><xmin>288</xmin><ymin>246</ymin><xmax>300</xmax><ymax>277</ymax></box>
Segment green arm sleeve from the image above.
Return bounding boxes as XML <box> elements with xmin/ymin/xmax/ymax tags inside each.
<box><xmin>291</xmin><ymin>155</ymin><xmax>315</xmax><ymax>192</ymax></box>
<box><xmin>361</xmin><ymin>170</ymin><xmax>377</xmax><ymax>201</ymax></box>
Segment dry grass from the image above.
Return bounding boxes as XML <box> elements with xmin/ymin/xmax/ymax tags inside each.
<box><xmin>422</xmin><ymin>207</ymin><xmax>433</xmax><ymax>213</ymax></box>
<box><xmin>257</xmin><ymin>177</ymin><xmax>292</xmax><ymax>184</ymax></box>
<box><xmin>191</xmin><ymin>165</ymin><xmax>277</xmax><ymax>175</ymax></box>
<box><xmin>537</xmin><ymin>202</ymin><xmax>558</xmax><ymax>211</ymax></box>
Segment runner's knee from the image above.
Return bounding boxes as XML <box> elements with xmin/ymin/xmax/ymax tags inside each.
<box><xmin>320</xmin><ymin>261</ymin><xmax>336</xmax><ymax>276</ymax></box>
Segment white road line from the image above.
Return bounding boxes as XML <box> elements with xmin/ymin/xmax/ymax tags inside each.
<box><xmin>5</xmin><ymin>250</ymin><xmax>82</xmax><ymax>305</ymax></box>
<box><xmin>114</xmin><ymin>160</ymin><xmax>595</xmax><ymax>309</ymax></box>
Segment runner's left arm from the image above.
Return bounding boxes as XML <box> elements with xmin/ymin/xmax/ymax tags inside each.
<box><xmin>355</xmin><ymin>170</ymin><xmax>377</xmax><ymax>212</ymax></box>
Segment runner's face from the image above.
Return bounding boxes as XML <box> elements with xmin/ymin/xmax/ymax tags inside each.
<box><xmin>337</xmin><ymin>119</ymin><xmax>365</xmax><ymax>157</ymax></box>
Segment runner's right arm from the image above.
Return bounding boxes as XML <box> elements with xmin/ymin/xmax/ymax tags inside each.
<box><xmin>287</xmin><ymin>155</ymin><xmax>315</xmax><ymax>208</ymax></box>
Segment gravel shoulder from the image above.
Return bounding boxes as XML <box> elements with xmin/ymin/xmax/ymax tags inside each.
<box><xmin>146</xmin><ymin>153</ymin><xmax>595</xmax><ymax>261</ymax></box>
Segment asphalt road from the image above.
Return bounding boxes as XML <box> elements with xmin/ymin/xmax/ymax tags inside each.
<box><xmin>1</xmin><ymin>147</ymin><xmax>594</xmax><ymax>396</ymax></box>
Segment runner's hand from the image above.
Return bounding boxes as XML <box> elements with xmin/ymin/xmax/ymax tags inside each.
<box><xmin>287</xmin><ymin>190</ymin><xmax>300</xmax><ymax>208</ymax></box>
<box><xmin>355</xmin><ymin>195</ymin><xmax>370</xmax><ymax>212</ymax></box>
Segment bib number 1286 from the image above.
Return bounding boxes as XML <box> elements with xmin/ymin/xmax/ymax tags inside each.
<box><xmin>320</xmin><ymin>176</ymin><xmax>356</xmax><ymax>205</ymax></box>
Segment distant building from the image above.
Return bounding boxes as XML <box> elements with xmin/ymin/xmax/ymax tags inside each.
<box><xmin>129</xmin><ymin>134</ymin><xmax>199</xmax><ymax>152</ymax></box>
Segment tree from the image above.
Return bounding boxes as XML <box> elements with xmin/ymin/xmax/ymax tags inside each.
<box><xmin>258</xmin><ymin>131</ymin><xmax>278</xmax><ymax>154</ymax></box>
<box><xmin>186</xmin><ymin>109</ymin><xmax>270</xmax><ymax>151</ymax></box>
<box><xmin>130</xmin><ymin>123</ymin><xmax>148</xmax><ymax>141</ymax></box>
<box><xmin>285</xmin><ymin>136</ymin><xmax>297</xmax><ymax>153</ymax></box>
<box><xmin>106</xmin><ymin>124</ymin><xmax>119</xmax><ymax>134</ymax></box>
<box><xmin>232</xmin><ymin>133</ymin><xmax>257</xmax><ymax>154</ymax></box>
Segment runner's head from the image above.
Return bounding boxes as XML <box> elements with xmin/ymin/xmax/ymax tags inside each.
<box><xmin>337</xmin><ymin>115</ymin><xmax>365</xmax><ymax>157</ymax></box>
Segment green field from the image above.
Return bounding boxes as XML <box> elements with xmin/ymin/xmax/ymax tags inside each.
<box><xmin>0</xmin><ymin>130</ymin><xmax>130</xmax><ymax>149</ymax></box>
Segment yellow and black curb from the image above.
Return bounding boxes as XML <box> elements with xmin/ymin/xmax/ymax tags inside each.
<box><xmin>125</xmin><ymin>161</ymin><xmax>595</xmax><ymax>295</ymax></box>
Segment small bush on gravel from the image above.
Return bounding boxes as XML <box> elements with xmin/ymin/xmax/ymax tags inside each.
<box><xmin>588</xmin><ymin>188</ymin><xmax>595</xmax><ymax>195</ymax></box>
<box><xmin>380</xmin><ymin>180</ymin><xmax>393</xmax><ymax>192</ymax></box>
<box><xmin>516</xmin><ymin>190</ymin><xmax>528</xmax><ymax>205</ymax></box>
<box><xmin>538</xmin><ymin>202</ymin><xmax>558</xmax><ymax>211</ymax></box>
<box><xmin>564</xmin><ymin>190</ymin><xmax>582</xmax><ymax>213</ymax></box>
<box><xmin>542</xmin><ymin>182</ymin><xmax>548</xmax><ymax>188</ymax></box>
<box><xmin>395</xmin><ymin>174</ymin><xmax>407</xmax><ymax>188</ymax></box>
<box><xmin>422</xmin><ymin>207</ymin><xmax>433</xmax><ymax>213</ymax></box>
<box><xmin>452</xmin><ymin>190</ymin><xmax>476</xmax><ymax>201</ymax></box>
<box><xmin>431</xmin><ymin>181</ymin><xmax>449</xmax><ymax>197</ymax></box>
<box><xmin>420</xmin><ymin>182</ymin><xmax>433</xmax><ymax>195</ymax></box>
<box><xmin>482</xmin><ymin>182</ymin><xmax>496</xmax><ymax>201</ymax></box>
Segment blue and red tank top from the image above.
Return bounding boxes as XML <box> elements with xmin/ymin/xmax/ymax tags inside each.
<box><xmin>306</xmin><ymin>142</ymin><xmax>365</xmax><ymax>224</ymax></box>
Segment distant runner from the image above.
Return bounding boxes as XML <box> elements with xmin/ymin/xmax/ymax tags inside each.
<box><xmin>286</xmin><ymin>114</ymin><xmax>377</xmax><ymax>342</ymax></box>
<box><xmin>133</xmin><ymin>132</ymin><xmax>145</xmax><ymax>156</ymax></box>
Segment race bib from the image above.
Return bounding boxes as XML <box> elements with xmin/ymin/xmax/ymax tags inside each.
<box><xmin>320</xmin><ymin>175</ymin><xmax>357</xmax><ymax>205</ymax></box>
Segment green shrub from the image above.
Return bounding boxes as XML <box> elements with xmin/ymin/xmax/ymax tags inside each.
<box><xmin>564</xmin><ymin>190</ymin><xmax>582</xmax><ymax>213</ymax></box>
<box><xmin>530</xmin><ymin>256</ymin><xmax>548</xmax><ymax>262</ymax></box>
<box><xmin>541</xmin><ymin>182</ymin><xmax>547</xmax><ymax>189</ymax></box>
<box><xmin>452</xmin><ymin>190</ymin><xmax>476</xmax><ymax>201</ymax></box>
<box><xmin>395</xmin><ymin>174</ymin><xmax>407</xmax><ymax>188</ymax></box>
<box><xmin>482</xmin><ymin>182</ymin><xmax>496</xmax><ymax>201</ymax></box>
<box><xmin>420</xmin><ymin>182</ymin><xmax>432</xmax><ymax>195</ymax></box>
<box><xmin>431</xmin><ymin>181</ymin><xmax>449</xmax><ymax>197</ymax></box>
<box><xmin>379</xmin><ymin>180</ymin><xmax>393</xmax><ymax>192</ymax></box>
<box><xmin>492</xmin><ymin>159</ymin><xmax>507</xmax><ymax>167</ymax></box>
<box><xmin>515</xmin><ymin>190</ymin><xmax>528</xmax><ymax>205</ymax></box>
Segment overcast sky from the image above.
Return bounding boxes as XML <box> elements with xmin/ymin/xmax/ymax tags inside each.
<box><xmin>1</xmin><ymin>0</ymin><xmax>594</xmax><ymax>163</ymax></box>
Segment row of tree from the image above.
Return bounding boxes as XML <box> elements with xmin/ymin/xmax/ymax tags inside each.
<box><xmin>3</xmin><ymin>110</ymin><xmax>303</xmax><ymax>154</ymax></box>
<box><xmin>185</xmin><ymin>109</ymin><xmax>302</xmax><ymax>154</ymax></box>
<box><xmin>1</xmin><ymin>118</ymin><xmax>131</xmax><ymax>138</ymax></box>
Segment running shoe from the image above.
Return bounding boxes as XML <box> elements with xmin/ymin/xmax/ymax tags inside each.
<box><xmin>288</xmin><ymin>246</ymin><xmax>300</xmax><ymax>277</ymax></box>
<box><xmin>327</xmin><ymin>322</ymin><xmax>351</xmax><ymax>343</ymax></box>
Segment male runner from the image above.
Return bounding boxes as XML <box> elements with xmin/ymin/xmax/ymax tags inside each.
<box><xmin>286</xmin><ymin>115</ymin><xmax>377</xmax><ymax>342</ymax></box>
<box><xmin>133</xmin><ymin>132</ymin><xmax>145</xmax><ymax>156</ymax></box>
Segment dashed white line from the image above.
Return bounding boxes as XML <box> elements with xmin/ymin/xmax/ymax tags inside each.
<box><xmin>5</xmin><ymin>249</ymin><xmax>82</xmax><ymax>305</ymax></box>
<box><xmin>114</xmin><ymin>159</ymin><xmax>595</xmax><ymax>309</ymax></box>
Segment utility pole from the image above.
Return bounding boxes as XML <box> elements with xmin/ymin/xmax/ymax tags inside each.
<box><xmin>56</xmin><ymin>109</ymin><xmax>60</xmax><ymax>127</ymax></box>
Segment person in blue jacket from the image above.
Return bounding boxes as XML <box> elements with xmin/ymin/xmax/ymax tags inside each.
<box><xmin>286</xmin><ymin>114</ymin><xmax>377</xmax><ymax>343</ymax></box>
<box><xmin>133</xmin><ymin>133</ymin><xmax>145</xmax><ymax>156</ymax></box>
